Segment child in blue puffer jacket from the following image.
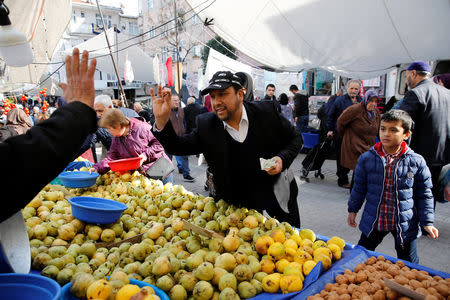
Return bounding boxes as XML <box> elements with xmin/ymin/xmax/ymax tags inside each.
<box><xmin>347</xmin><ymin>109</ymin><xmax>438</xmax><ymax>264</ymax></box>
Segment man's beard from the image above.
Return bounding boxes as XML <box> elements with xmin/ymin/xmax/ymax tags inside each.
<box><xmin>406</xmin><ymin>79</ymin><xmax>413</xmax><ymax>90</ymax></box>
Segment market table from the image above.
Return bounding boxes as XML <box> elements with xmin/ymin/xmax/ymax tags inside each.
<box><xmin>249</xmin><ymin>235</ymin><xmax>449</xmax><ymax>300</ymax></box>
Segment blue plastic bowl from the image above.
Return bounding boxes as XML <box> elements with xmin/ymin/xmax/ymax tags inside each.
<box><xmin>60</xmin><ymin>278</ymin><xmax>169</xmax><ymax>300</ymax></box>
<box><xmin>0</xmin><ymin>273</ymin><xmax>61</xmax><ymax>300</ymax></box>
<box><xmin>59</xmin><ymin>171</ymin><xmax>99</xmax><ymax>188</ymax></box>
<box><xmin>68</xmin><ymin>197</ymin><xmax>127</xmax><ymax>224</ymax></box>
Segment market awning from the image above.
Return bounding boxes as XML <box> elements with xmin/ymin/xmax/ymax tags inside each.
<box><xmin>186</xmin><ymin>0</ymin><xmax>450</xmax><ymax>79</ymax></box>
<box><xmin>1</xmin><ymin>0</ymin><xmax>71</xmax><ymax>84</ymax></box>
<box><xmin>63</xmin><ymin>28</ymin><xmax>154</xmax><ymax>83</ymax></box>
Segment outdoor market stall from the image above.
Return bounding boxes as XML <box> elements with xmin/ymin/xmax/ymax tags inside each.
<box><xmin>0</xmin><ymin>160</ymin><xmax>446</xmax><ymax>300</ymax></box>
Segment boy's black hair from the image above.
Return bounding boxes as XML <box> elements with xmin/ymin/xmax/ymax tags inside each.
<box><xmin>381</xmin><ymin>109</ymin><xmax>413</xmax><ymax>132</ymax></box>
<box><xmin>289</xmin><ymin>84</ymin><xmax>298</xmax><ymax>92</ymax></box>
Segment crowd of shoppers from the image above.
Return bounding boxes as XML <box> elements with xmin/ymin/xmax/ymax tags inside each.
<box><xmin>1</xmin><ymin>51</ymin><xmax>448</xmax><ymax>265</ymax></box>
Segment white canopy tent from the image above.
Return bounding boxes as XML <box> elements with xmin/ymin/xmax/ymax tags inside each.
<box><xmin>63</xmin><ymin>28</ymin><xmax>154</xmax><ymax>83</ymax></box>
<box><xmin>187</xmin><ymin>0</ymin><xmax>450</xmax><ymax>79</ymax></box>
<box><xmin>1</xmin><ymin>0</ymin><xmax>71</xmax><ymax>85</ymax></box>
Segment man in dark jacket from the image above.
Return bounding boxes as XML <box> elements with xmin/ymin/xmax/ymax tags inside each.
<box><xmin>151</xmin><ymin>71</ymin><xmax>302</xmax><ymax>227</ymax></box>
<box><xmin>398</xmin><ymin>61</ymin><xmax>450</xmax><ymax>205</ymax></box>
<box><xmin>168</xmin><ymin>92</ymin><xmax>195</xmax><ymax>182</ymax></box>
<box><xmin>133</xmin><ymin>102</ymin><xmax>153</xmax><ymax>123</ymax></box>
<box><xmin>327</xmin><ymin>80</ymin><xmax>362</xmax><ymax>188</ymax></box>
<box><xmin>290</xmin><ymin>85</ymin><xmax>309</xmax><ymax>134</ymax></box>
<box><xmin>77</xmin><ymin>126</ymin><xmax>112</xmax><ymax>163</ymax></box>
<box><xmin>262</xmin><ymin>84</ymin><xmax>281</xmax><ymax>113</ymax></box>
<box><xmin>183</xmin><ymin>96</ymin><xmax>208</xmax><ymax>134</ymax></box>
<box><xmin>0</xmin><ymin>48</ymin><xmax>98</xmax><ymax>222</ymax></box>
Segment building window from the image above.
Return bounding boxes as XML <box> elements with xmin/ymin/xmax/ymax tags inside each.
<box><xmin>162</xmin><ymin>24</ymin><xmax>168</xmax><ymax>37</ymax></box>
<box><xmin>129</xmin><ymin>21</ymin><xmax>139</xmax><ymax>35</ymax></box>
<box><xmin>193</xmin><ymin>15</ymin><xmax>201</xmax><ymax>24</ymax></box>
<box><xmin>80</xmin><ymin>11</ymin><xmax>85</xmax><ymax>18</ymax></box>
<box><xmin>72</xmin><ymin>10</ymin><xmax>76</xmax><ymax>22</ymax></box>
<box><xmin>96</xmin><ymin>14</ymin><xmax>112</xmax><ymax>28</ymax></box>
<box><xmin>147</xmin><ymin>0</ymin><xmax>153</xmax><ymax>10</ymax></box>
<box><xmin>138</xmin><ymin>0</ymin><xmax>143</xmax><ymax>15</ymax></box>
<box><xmin>149</xmin><ymin>25</ymin><xmax>155</xmax><ymax>38</ymax></box>
<box><xmin>96</xmin><ymin>13</ymin><xmax>102</xmax><ymax>27</ymax></box>
<box><xmin>107</xmin><ymin>73</ymin><xmax>116</xmax><ymax>81</ymax></box>
<box><xmin>193</xmin><ymin>45</ymin><xmax>202</xmax><ymax>58</ymax></box>
<box><xmin>106</xmin><ymin>15</ymin><xmax>112</xmax><ymax>28</ymax></box>
<box><xmin>162</xmin><ymin>46</ymin><xmax>169</xmax><ymax>62</ymax></box>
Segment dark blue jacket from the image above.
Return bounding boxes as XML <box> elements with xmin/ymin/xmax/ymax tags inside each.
<box><xmin>326</xmin><ymin>94</ymin><xmax>362</xmax><ymax>132</ymax></box>
<box><xmin>348</xmin><ymin>142</ymin><xmax>434</xmax><ymax>245</ymax></box>
<box><xmin>78</xmin><ymin>127</ymin><xmax>112</xmax><ymax>162</ymax></box>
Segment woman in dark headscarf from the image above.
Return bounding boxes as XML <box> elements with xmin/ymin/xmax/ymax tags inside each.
<box><xmin>0</xmin><ymin>108</ymin><xmax>33</xmax><ymax>142</ymax></box>
<box><xmin>337</xmin><ymin>90</ymin><xmax>381</xmax><ymax>187</ymax></box>
<box><xmin>433</xmin><ymin>73</ymin><xmax>450</xmax><ymax>89</ymax></box>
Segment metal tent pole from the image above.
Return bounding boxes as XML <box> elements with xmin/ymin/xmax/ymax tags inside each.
<box><xmin>95</xmin><ymin>0</ymin><xmax>127</xmax><ymax>106</ymax></box>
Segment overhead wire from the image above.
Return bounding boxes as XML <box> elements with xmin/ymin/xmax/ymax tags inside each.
<box><xmin>30</xmin><ymin>0</ymin><xmax>215</xmax><ymax>65</ymax></box>
<box><xmin>22</xmin><ymin>0</ymin><xmax>217</xmax><ymax>92</ymax></box>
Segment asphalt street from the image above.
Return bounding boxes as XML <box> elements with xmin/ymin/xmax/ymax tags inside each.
<box><xmin>170</xmin><ymin>154</ymin><xmax>450</xmax><ymax>273</ymax></box>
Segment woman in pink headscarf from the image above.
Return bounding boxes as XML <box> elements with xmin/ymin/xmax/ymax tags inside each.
<box><xmin>0</xmin><ymin>108</ymin><xmax>32</xmax><ymax>142</ymax></box>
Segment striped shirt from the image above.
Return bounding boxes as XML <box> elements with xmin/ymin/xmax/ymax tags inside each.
<box><xmin>376</xmin><ymin>147</ymin><xmax>402</xmax><ymax>231</ymax></box>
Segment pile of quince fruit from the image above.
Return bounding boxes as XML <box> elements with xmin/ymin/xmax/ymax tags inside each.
<box><xmin>23</xmin><ymin>170</ymin><xmax>345</xmax><ymax>299</ymax></box>
<box><xmin>255</xmin><ymin>229</ymin><xmax>345</xmax><ymax>294</ymax></box>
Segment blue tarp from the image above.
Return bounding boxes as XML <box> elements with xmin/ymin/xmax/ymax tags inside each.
<box><xmin>291</xmin><ymin>246</ymin><xmax>450</xmax><ymax>300</ymax></box>
<box><xmin>249</xmin><ymin>236</ymin><xmax>449</xmax><ymax>300</ymax></box>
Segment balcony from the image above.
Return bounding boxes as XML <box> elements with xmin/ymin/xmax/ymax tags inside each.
<box><xmin>69</xmin><ymin>23</ymin><xmax>93</xmax><ymax>35</ymax></box>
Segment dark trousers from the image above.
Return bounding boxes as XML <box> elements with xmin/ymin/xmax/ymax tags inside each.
<box><xmin>265</xmin><ymin>179</ymin><xmax>301</xmax><ymax>228</ymax></box>
<box><xmin>429</xmin><ymin>165</ymin><xmax>444</xmax><ymax>207</ymax></box>
<box><xmin>167</xmin><ymin>153</ymin><xmax>190</xmax><ymax>177</ymax></box>
<box><xmin>335</xmin><ymin>136</ymin><xmax>350</xmax><ymax>185</ymax></box>
<box><xmin>296</xmin><ymin>115</ymin><xmax>310</xmax><ymax>133</ymax></box>
<box><xmin>350</xmin><ymin>171</ymin><xmax>355</xmax><ymax>192</ymax></box>
<box><xmin>358</xmin><ymin>228</ymin><xmax>419</xmax><ymax>264</ymax></box>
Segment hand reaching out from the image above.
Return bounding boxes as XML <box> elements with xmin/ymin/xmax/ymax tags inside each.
<box><xmin>139</xmin><ymin>153</ymin><xmax>147</xmax><ymax>165</ymax></box>
<box><xmin>150</xmin><ymin>86</ymin><xmax>172</xmax><ymax>130</ymax></box>
<box><xmin>58</xmin><ymin>48</ymin><xmax>97</xmax><ymax>108</ymax></box>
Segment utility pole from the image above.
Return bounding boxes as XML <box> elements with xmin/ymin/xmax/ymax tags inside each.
<box><xmin>95</xmin><ymin>0</ymin><xmax>127</xmax><ymax>106</ymax></box>
<box><xmin>173</xmin><ymin>0</ymin><xmax>181</xmax><ymax>94</ymax></box>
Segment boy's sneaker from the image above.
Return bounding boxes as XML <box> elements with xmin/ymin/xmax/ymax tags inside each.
<box><xmin>183</xmin><ymin>175</ymin><xmax>195</xmax><ymax>182</ymax></box>
<box><xmin>178</xmin><ymin>169</ymin><xmax>183</xmax><ymax>174</ymax></box>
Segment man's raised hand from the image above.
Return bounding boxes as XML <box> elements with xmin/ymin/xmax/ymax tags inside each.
<box><xmin>151</xmin><ymin>86</ymin><xmax>172</xmax><ymax>130</ymax></box>
<box><xmin>58</xmin><ymin>48</ymin><xmax>96</xmax><ymax>108</ymax></box>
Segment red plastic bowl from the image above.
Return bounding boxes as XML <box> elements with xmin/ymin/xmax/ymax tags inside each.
<box><xmin>108</xmin><ymin>157</ymin><xmax>141</xmax><ymax>173</ymax></box>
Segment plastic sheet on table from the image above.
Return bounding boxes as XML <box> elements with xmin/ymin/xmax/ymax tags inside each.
<box><xmin>290</xmin><ymin>246</ymin><xmax>450</xmax><ymax>300</ymax></box>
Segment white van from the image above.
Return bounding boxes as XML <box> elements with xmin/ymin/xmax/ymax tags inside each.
<box><xmin>392</xmin><ymin>60</ymin><xmax>450</xmax><ymax>101</ymax></box>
